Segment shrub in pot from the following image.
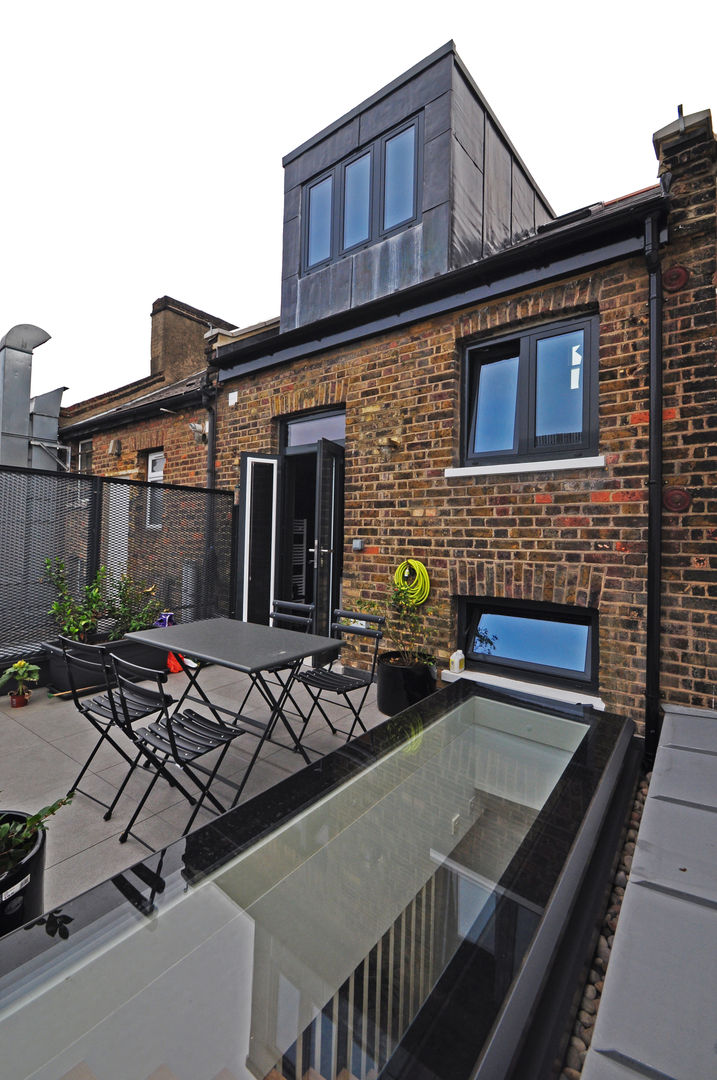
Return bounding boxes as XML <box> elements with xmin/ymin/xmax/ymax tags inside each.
<box><xmin>43</xmin><ymin>558</ymin><xmax>166</xmax><ymax>690</ymax></box>
<box><xmin>369</xmin><ymin>579</ymin><xmax>438</xmax><ymax>716</ymax></box>
<box><xmin>0</xmin><ymin>793</ymin><xmax>72</xmax><ymax>937</ymax></box>
<box><xmin>0</xmin><ymin>660</ymin><xmax>41</xmax><ymax>708</ymax></box>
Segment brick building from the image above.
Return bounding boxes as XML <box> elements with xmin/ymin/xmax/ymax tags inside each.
<box><xmin>61</xmin><ymin>44</ymin><xmax>716</xmax><ymax>752</ymax></box>
<box><xmin>60</xmin><ymin>295</ymin><xmax>237</xmax><ymax>488</ymax></box>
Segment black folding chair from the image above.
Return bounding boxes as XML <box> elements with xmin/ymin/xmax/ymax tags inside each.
<box><xmin>59</xmin><ymin>636</ymin><xmax>168</xmax><ymax>815</ymax></box>
<box><xmin>111</xmin><ymin>653</ymin><xmax>247</xmax><ymax>842</ymax></box>
<box><xmin>292</xmin><ymin>609</ymin><xmax>385</xmax><ymax>742</ymax></box>
<box><xmin>236</xmin><ymin>600</ymin><xmax>316</xmax><ymax>725</ymax></box>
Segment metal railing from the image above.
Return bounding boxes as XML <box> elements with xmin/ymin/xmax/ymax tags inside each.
<box><xmin>0</xmin><ymin>465</ymin><xmax>234</xmax><ymax>663</ymax></box>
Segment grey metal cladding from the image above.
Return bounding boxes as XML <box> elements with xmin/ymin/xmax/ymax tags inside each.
<box><xmin>451</xmin><ymin>141</ymin><xmax>484</xmax><ymax>267</ymax></box>
<box><xmin>511</xmin><ymin>164</ymin><xmax>538</xmax><ymax>243</ymax></box>
<box><xmin>283</xmin><ymin>117</ymin><xmax>360</xmax><ymax>190</ymax></box>
<box><xmin>283</xmin><ymin>184</ymin><xmax>301</xmax><ymax>224</ymax></box>
<box><xmin>281</xmin><ymin>215</ymin><xmax>301</xmax><ymax>282</ymax></box>
<box><xmin>422</xmin><ymin>129</ymin><xmax>452</xmax><ymax>214</ymax></box>
<box><xmin>424</xmin><ymin>90</ymin><xmax>452</xmax><ymax>143</ymax></box>
<box><xmin>421</xmin><ymin>203</ymin><xmax>451</xmax><ymax>280</ymax></box>
<box><xmin>357</xmin><ymin>53</ymin><xmax>452</xmax><ymax>146</ymax></box>
<box><xmin>483</xmin><ymin>122</ymin><xmax>513</xmax><ymax>255</ymax></box>
<box><xmin>279</xmin><ymin>276</ymin><xmax>298</xmax><ymax>333</ymax></box>
<box><xmin>452</xmin><ymin>68</ymin><xmax>485</xmax><ymax>170</ymax></box>
<box><xmin>296</xmin><ymin>257</ymin><xmax>353</xmax><ymax>325</ymax></box>
<box><xmin>351</xmin><ymin>226</ymin><xmax>423</xmax><ymax>308</ymax></box>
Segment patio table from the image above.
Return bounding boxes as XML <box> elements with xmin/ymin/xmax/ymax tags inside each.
<box><xmin>126</xmin><ymin>617</ymin><xmax>340</xmax><ymax>802</ymax></box>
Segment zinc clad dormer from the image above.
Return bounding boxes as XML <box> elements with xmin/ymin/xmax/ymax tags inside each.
<box><xmin>279</xmin><ymin>41</ymin><xmax>554</xmax><ymax>331</ymax></box>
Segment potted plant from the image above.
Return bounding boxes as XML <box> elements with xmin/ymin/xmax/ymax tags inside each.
<box><xmin>371</xmin><ymin>578</ymin><xmax>439</xmax><ymax>716</ymax></box>
<box><xmin>0</xmin><ymin>660</ymin><xmax>41</xmax><ymax>708</ymax></box>
<box><xmin>0</xmin><ymin>793</ymin><xmax>72</xmax><ymax>938</ymax></box>
<box><xmin>43</xmin><ymin>558</ymin><xmax>166</xmax><ymax>692</ymax></box>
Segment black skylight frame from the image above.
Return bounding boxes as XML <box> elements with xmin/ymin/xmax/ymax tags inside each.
<box><xmin>462</xmin><ymin>597</ymin><xmax>599</xmax><ymax>691</ymax></box>
<box><xmin>302</xmin><ymin>114</ymin><xmax>423</xmax><ymax>274</ymax></box>
<box><xmin>462</xmin><ymin>314</ymin><xmax>599</xmax><ymax>466</ymax></box>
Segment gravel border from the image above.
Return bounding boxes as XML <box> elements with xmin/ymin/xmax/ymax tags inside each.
<box><xmin>559</xmin><ymin>770</ymin><xmax>651</xmax><ymax>1079</ymax></box>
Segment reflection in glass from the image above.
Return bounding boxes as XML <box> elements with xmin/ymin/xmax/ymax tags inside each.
<box><xmin>384</xmin><ymin>126</ymin><xmax>415</xmax><ymax>230</ymax></box>
<box><xmin>475</xmin><ymin>612</ymin><xmax>589</xmax><ymax>673</ymax></box>
<box><xmin>287</xmin><ymin>412</ymin><xmax>346</xmax><ymax>447</ymax></box>
<box><xmin>308</xmin><ymin>175</ymin><xmax>333</xmax><ymax>267</ymax></box>
<box><xmin>535</xmin><ymin>330</ymin><xmax>584</xmax><ymax>443</ymax></box>
<box><xmin>473</xmin><ymin>355</ymin><xmax>519</xmax><ymax>454</ymax></box>
<box><xmin>343</xmin><ymin>153</ymin><xmax>371</xmax><ymax>249</ymax></box>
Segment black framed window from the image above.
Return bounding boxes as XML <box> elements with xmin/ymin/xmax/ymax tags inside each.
<box><xmin>464</xmin><ymin>599</ymin><xmax>597</xmax><ymax>689</ymax></box>
<box><xmin>303</xmin><ymin>116</ymin><xmax>421</xmax><ymax>272</ymax></box>
<box><xmin>464</xmin><ymin>316</ymin><xmax>598</xmax><ymax>465</ymax></box>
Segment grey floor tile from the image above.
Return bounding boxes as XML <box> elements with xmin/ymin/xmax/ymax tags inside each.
<box><xmin>649</xmin><ymin>745</ymin><xmax>717</xmax><ymax>810</ymax></box>
<box><xmin>0</xmin><ymin>740</ymin><xmax>85</xmax><ymax>807</ymax></box>
<box><xmin>660</xmin><ymin>707</ymin><xmax>717</xmax><ymax>753</ymax></box>
<box><xmin>632</xmin><ymin>796</ymin><xmax>717</xmax><ymax>903</ymax></box>
<box><xmin>0</xmin><ymin>712</ymin><xmax>45</xmax><ymax>754</ymax></box>
<box><xmin>588</xmin><ymin>880</ymin><xmax>717</xmax><ymax>1080</ymax></box>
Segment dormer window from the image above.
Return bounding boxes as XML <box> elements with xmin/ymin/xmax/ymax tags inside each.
<box><xmin>303</xmin><ymin>116</ymin><xmax>421</xmax><ymax>272</ymax></box>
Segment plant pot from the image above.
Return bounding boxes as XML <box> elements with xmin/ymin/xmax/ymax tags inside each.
<box><xmin>43</xmin><ymin>637</ymin><xmax>169</xmax><ymax>695</ymax></box>
<box><xmin>0</xmin><ymin>811</ymin><xmax>46</xmax><ymax>938</ymax></box>
<box><xmin>376</xmin><ymin>651</ymin><xmax>437</xmax><ymax>716</ymax></box>
<box><xmin>9</xmin><ymin>692</ymin><xmax>29</xmax><ymax>708</ymax></box>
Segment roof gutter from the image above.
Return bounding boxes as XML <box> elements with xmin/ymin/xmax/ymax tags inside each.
<box><xmin>644</xmin><ymin>211</ymin><xmax>664</xmax><ymax>766</ymax></box>
<box><xmin>214</xmin><ymin>195</ymin><xmax>667</xmax><ymax>382</ymax></box>
<box><xmin>60</xmin><ymin>386</ymin><xmax>204</xmax><ymax>439</ymax></box>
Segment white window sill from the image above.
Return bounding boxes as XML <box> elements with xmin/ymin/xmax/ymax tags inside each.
<box><xmin>440</xmin><ymin>667</ymin><xmax>605</xmax><ymax>710</ymax></box>
<box><xmin>444</xmin><ymin>455</ymin><xmax>605</xmax><ymax>479</ymax></box>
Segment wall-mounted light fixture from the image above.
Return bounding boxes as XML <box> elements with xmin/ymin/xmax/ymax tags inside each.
<box><xmin>189</xmin><ymin>421</ymin><xmax>208</xmax><ymax>445</ymax></box>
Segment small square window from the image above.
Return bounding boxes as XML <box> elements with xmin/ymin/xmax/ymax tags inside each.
<box><xmin>464</xmin><ymin>316</ymin><xmax>598</xmax><ymax>466</ymax></box>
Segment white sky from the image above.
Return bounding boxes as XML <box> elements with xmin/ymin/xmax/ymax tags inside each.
<box><xmin>3</xmin><ymin>0</ymin><xmax>715</xmax><ymax>405</ymax></box>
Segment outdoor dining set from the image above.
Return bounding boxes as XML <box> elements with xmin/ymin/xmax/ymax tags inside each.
<box><xmin>60</xmin><ymin>603</ymin><xmax>385</xmax><ymax>847</ymax></box>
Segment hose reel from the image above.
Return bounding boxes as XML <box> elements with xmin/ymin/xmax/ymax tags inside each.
<box><xmin>394</xmin><ymin>559</ymin><xmax>430</xmax><ymax>605</ymax></box>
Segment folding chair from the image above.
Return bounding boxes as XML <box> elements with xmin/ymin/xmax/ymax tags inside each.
<box><xmin>237</xmin><ymin>600</ymin><xmax>315</xmax><ymax>725</ymax></box>
<box><xmin>59</xmin><ymin>636</ymin><xmax>169</xmax><ymax>815</ymax></box>
<box><xmin>110</xmin><ymin>653</ymin><xmax>247</xmax><ymax>842</ymax></box>
<box><xmin>293</xmin><ymin>609</ymin><xmax>385</xmax><ymax>742</ymax></box>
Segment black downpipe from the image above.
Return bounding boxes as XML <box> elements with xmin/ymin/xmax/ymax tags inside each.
<box><xmin>644</xmin><ymin>213</ymin><xmax>663</xmax><ymax>766</ymax></box>
<box><xmin>202</xmin><ymin>374</ymin><xmax>218</xmax><ymax>618</ymax></box>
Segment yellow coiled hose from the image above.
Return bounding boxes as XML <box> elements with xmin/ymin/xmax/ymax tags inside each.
<box><xmin>394</xmin><ymin>559</ymin><xmax>430</xmax><ymax>605</ymax></box>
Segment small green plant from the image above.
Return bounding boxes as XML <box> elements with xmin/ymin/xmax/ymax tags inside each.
<box><xmin>365</xmin><ymin>579</ymin><xmax>436</xmax><ymax>667</ymax></box>
<box><xmin>0</xmin><ymin>793</ymin><xmax>73</xmax><ymax>873</ymax></box>
<box><xmin>44</xmin><ymin>557</ymin><xmax>109</xmax><ymax>641</ymax></box>
<box><xmin>0</xmin><ymin>660</ymin><xmax>41</xmax><ymax>698</ymax></box>
<box><xmin>107</xmin><ymin>574</ymin><xmax>162</xmax><ymax>640</ymax></box>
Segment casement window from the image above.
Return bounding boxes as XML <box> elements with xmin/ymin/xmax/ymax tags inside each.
<box><xmin>304</xmin><ymin>117</ymin><xmax>421</xmax><ymax>271</ymax></box>
<box><xmin>465</xmin><ymin>599</ymin><xmax>597</xmax><ymax>690</ymax></box>
<box><xmin>78</xmin><ymin>439</ymin><xmax>93</xmax><ymax>474</ymax></box>
<box><xmin>146</xmin><ymin>450</ymin><xmax>165</xmax><ymax>528</ymax></box>
<box><xmin>463</xmin><ymin>316</ymin><xmax>598</xmax><ymax>466</ymax></box>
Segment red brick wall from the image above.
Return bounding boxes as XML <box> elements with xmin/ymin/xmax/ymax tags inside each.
<box><xmin>214</xmin><ymin>134</ymin><xmax>715</xmax><ymax>726</ymax></box>
<box><xmin>657</xmin><ymin>122</ymin><xmax>717</xmax><ymax>708</ymax></box>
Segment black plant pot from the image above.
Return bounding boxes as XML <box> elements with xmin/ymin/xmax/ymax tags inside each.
<box><xmin>0</xmin><ymin>811</ymin><xmax>46</xmax><ymax>938</ymax></box>
<box><xmin>376</xmin><ymin>651</ymin><xmax>437</xmax><ymax>716</ymax></box>
<box><xmin>44</xmin><ymin>637</ymin><xmax>168</xmax><ymax>694</ymax></box>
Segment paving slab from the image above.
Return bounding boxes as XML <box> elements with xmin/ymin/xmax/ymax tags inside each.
<box><xmin>659</xmin><ymin>706</ymin><xmax>717</xmax><ymax>753</ymax></box>
<box><xmin>631</xmin><ymin>797</ymin><xmax>717</xmax><ymax>904</ymax></box>
<box><xmin>582</xmin><ymin>706</ymin><xmax>717</xmax><ymax>1080</ymax></box>
<box><xmin>647</xmin><ymin>744</ymin><xmax>717</xmax><ymax>810</ymax></box>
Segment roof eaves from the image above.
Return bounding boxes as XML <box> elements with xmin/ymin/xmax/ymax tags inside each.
<box><xmin>214</xmin><ymin>187</ymin><xmax>666</xmax><ymax>378</ymax></box>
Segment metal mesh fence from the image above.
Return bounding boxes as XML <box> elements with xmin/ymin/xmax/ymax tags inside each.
<box><xmin>0</xmin><ymin>465</ymin><xmax>234</xmax><ymax>663</ymax></box>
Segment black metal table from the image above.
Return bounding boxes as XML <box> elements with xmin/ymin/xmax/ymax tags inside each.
<box><xmin>126</xmin><ymin>617</ymin><xmax>340</xmax><ymax>803</ymax></box>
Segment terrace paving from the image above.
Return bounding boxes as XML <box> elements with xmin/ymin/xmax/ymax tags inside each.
<box><xmin>581</xmin><ymin>704</ymin><xmax>717</xmax><ymax>1080</ymax></box>
<box><xmin>0</xmin><ymin>663</ymin><xmax>385</xmax><ymax>911</ymax></box>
